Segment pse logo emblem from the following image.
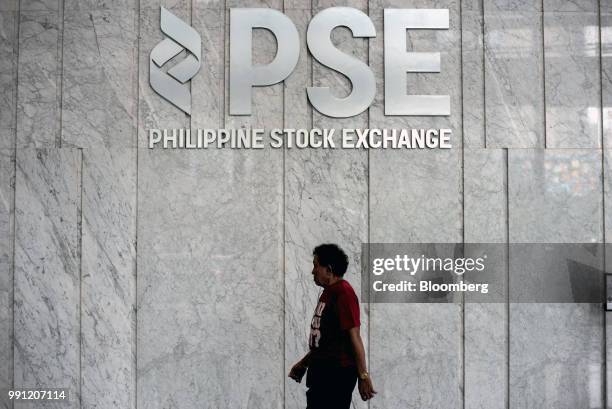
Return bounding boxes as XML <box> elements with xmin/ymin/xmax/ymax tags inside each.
<box><xmin>150</xmin><ymin>7</ymin><xmax>201</xmax><ymax>115</ymax></box>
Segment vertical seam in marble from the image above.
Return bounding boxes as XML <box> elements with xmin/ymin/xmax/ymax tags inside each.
<box><xmin>603</xmin><ymin>148</ymin><xmax>607</xmax><ymax>409</ymax></box>
<box><xmin>599</xmin><ymin>0</ymin><xmax>605</xmax><ymax>150</ymax></box>
<box><xmin>78</xmin><ymin>148</ymin><xmax>83</xmax><ymax>409</ymax></box>
<box><xmin>10</xmin><ymin>154</ymin><xmax>15</xmax><ymax>409</ymax></box>
<box><xmin>459</xmin><ymin>0</ymin><xmax>466</xmax><ymax>407</ymax></box>
<box><xmin>134</xmin><ymin>0</ymin><xmax>141</xmax><ymax>408</ymax></box>
<box><xmin>481</xmin><ymin>0</ymin><xmax>486</xmax><ymax>148</ymax></box>
<box><xmin>57</xmin><ymin>0</ymin><xmax>65</xmax><ymax>148</ymax></box>
<box><xmin>9</xmin><ymin>150</ymin><xmax>15</xmax><ymax>409</ymax></box>
<box><xmin>281</xmin><ymin>2</ymin><xmax>286</xmax><ymax>408</ymax></box>
<box><xmin>189</xmin><ymin>0</ymin><xmax>192</xmax><ymax>125</ymax></box>
<box><xmin>599</xmin><ymin>1</ymin><xmax>608</xmax><ymax>407</ymax></box>
<box><xmin>541</xmin><ymin>0</ymin><xmax>547</xmax><ymax>148</ymax></box>
<box><xmin>223</xmin><ymin>0</ymin><xmax>227</xmax><ymax>128</ymax></box>
<box><xmin>11</xmin><ymin>2</ymin><xmax>20</xmax><ymax>407</ymax></box>
<box><xmin>366</xmin><ymin>2</ymin><xmax>370</xmax><ymax>408</ymax></box>
<box><xmin>505</xmin><ymin>148</ymin><xmax>510</xmax><ymax>409</ymax></box>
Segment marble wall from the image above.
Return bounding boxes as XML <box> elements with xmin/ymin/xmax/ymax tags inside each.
<box><xmin>0</xmin><ymin>0</ymin><xmax>611</xmax><ymax>408</ymax></box>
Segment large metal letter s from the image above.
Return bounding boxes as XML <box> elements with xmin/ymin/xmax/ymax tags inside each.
<box><xmin>306</xmin><ymin>7</ymin><xmax>376</xmax><ymax>118</ymax></box>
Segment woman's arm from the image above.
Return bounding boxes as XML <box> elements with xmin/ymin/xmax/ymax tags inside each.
<box><xmin>348</xmin><ymin>327</ymin><xmax>377</xmax><ymax>401</ymax></box>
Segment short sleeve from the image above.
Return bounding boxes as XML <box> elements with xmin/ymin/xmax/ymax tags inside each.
<box><xmin>336</xmin><ymin>285</ymin><xmax>360</xmax><ymax>330</ymax></box>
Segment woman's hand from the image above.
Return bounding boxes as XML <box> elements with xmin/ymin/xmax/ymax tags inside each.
<box><xmin>288</xmin><ymin>361</ymin><xmax>307</xmax><ymax>383</ymax></box>
<box><xmin>358</xmin><ymin>377</ymin><xmax>377</xmax><ymax>401</ymax></box>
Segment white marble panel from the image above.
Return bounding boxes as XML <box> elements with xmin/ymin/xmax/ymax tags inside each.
<box><xmin>282</xmin><ymin>7</ymin><xmax>310</xmax><ymax>132</ymax></box>
<box><xmin>484</xmin><ymin>0</ymin><xmax>541</xmax><ymax>12</ymax></box>
<box><xmin>465</xmin><ymin>301</ymin><xmax>508</xmax><ymax>409</ymax></box>
<box><xmin>508</xmin><ymin>149</ymin><xmax>603</xmax><ymax>409</ymax></box>
<box><xmin>368</xmin><ymin>3</ymin><xmax>462</xmax><ymax>408</ymax></box>
<box><xmin>463</xmin><ymin>0</ymin><xmax>482</xmax><ymax>11</ymax></box>
<box><xmin>484</xmin><ymin>13</ymin><xmax>544</xmax><ymax>147</ymax></box>
<box><xmin>64</xmin><ymin>0</ymin><xmax>137</xmax><ymax>11</ymax></box>
<box><xmin>0</xmin><ymin>0</ymin><xmax>17</xmax><ymax>11</ymax></box>
<box><xmin>192</xmin><ymin>0</ymin><xmax>224</xmax><ymax>8</ymax></box>
<box><xmin>0</xmin><ymin>150</ymin><xmax>14</xmax><ymax>409</ymax></box>
<box><xmin>226</xmin><ymin>0</ymin><xmax>281</xmax><ymax>8</ymax></box>
<box><xmin>544</xmin><ymin>0</ymin><xmax>598</xmax><ymax>12</ymax></box>
<box><xmin>191</xmin><ymin>7</ymin><xmax>223</xmax><ymax>130</ymax></box>
<box><xmin>16</xmin><ymin>12</ymin><xmax>61</xmax><ymax>147</ymax></box>
<box><xmin>508</xmin><ymin>150</ymin><xmax>602</xmax><ymax>243</ymax></box>
<box><xmin>0</xmin><ymin>12</ymin><xmax>17</xmax><ymax>149</ymax></box>
<box><xmin>309</xmin><ymin>2</ymin><xmax>370</xmax><ymax>405</ymax></box>
<box><xmin>14</xmin><ymin>148</ymin><xmax>81</xmax><ymax>409</ymax></box>
<box><xmin>509</xmin><ymin>303</ymin><xmax>603</xmax><ymax>408</ymax></box>
<box><xmin>137</xmin><ymin>148</ymin><xmax>284</xmax><ymax>409</ymax></box>
<box><xmin>62</xmin><ymin>10</ymin><xmax>138</xmax><ymax>149</ymax></box>
<box><xmin>544</xmin><ymin>12</ymin><xmax>601</xmax><ymax>148</ymax></box>
<box><xmin>138</xmin><ymin>7</ymin><xmax>189</xmax><ymax>147</ymax></box>
<box><xmin>285</xmin><ymin>150</ymin><xmax>368</xmax><ymax>409</ymax></box>
<box><xmin>284</xmin><ymin>3</ymin><xmax>369</xmax><ymax>408</ymax></box>
<box><xmin>603</xmin><ymin>13</ymin><xmax>612</xmax><ymax>147</ymax></box>
<box><xmin>369</xmin><ymin>149</ymin><xmax>463</xmax><ymax>409</ymax></box>
<box><xmin>138</xmin><ymin>3</ymin><xmax>284</xmax><ymax>408</ymax></box>
<box><xmin>20</xmin><ymin>0</ymin><xmax>60</xmax><ymax>12</ymax></box>
<box><xmin>314</xmin><ymin>0</ymin><xmax>366</xmax><ymax>9</ymax></box>
<box><xmin>463</xmin><ymin>9</ymin><xmax>486</xmax><ymax>148</ymax></box>
<box><xmin>283</xmin><ymin>7</ymin><xmax>314</xmax><ymax>409</ymax></box>
<box><xmin>465</xmin><ymin>149</ymin><xmax>507</xmax><ymax>243</ymax></box>
<box><xmin>464</xmin><ymin>149</ymin><xmax>507</xmax><ymax>409</ymax></box>
<box><xmin>604</xmin><ymin>149</ymin><xmax>612</xmax><ymax>409</ymax></box>
<box><xmin>81</xmin><ymin>147</ymin><xmax>136</xmax><ymax>409</ymax></box>
<box><xmin>609</xmin><ymin>317</ymin><xmax>612</xmax><ymax>409</ymax></box>
<box><xmin>140</xmin><ymin>0</ymin><xmax>190</xmax><ymax>11</ymax></box>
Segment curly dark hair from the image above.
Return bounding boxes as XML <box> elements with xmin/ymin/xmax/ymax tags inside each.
<box><xmin>313</xmin><ymin>243</ymin><xmax>349</xmax><ymax>277</ymax></box>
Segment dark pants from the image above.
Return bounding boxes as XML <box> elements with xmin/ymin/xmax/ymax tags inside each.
<box><xmin>305</xmin><ymin>365</ymin><xmax>357</xmax><ymax>409</ymax></box>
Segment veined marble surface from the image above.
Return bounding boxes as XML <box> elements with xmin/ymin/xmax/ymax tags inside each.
<box><xmin>14</xmin><ymin>149</ymin><xmax>81</xmax><ymax>409</ymax></box>
<box><xmin>602</xmin><ymin>12</ymin><xmax>612</xmax><ymax>147</ymax></box>
<box><xmin>284</xmin><ymin>3</ymin><xmax>369</xmax><ymax>408</ymax></box>
<box><xmin>0</xmin><ymin>150</ymin><xmax>14</xmax><ymax>409</ymax></box>
<box><xmin>369</xmin><ymin>149</ymin><xmax>463</xmax><ymax>409</ymax></box>
<box><xmin>0</xmin><ymin>12</ymin><xmax>16</xmax><ymax>149</ymax></box>
<box><xmin>17</xmin><ymin>11</ymin><xmax>61</xmax><ymax>147</ymax></box>
<box><xmin>62</xmin><ymin>9</ymin><xmax>138</xmax><ymax>149</ymax></box>
<box><xmin>463</xmin><ymin>8</ymin><xmax>486</xmax><ymax>148</ymax></box>
<box><xmin>544</xmin><ymin>12</ymin><xmax>601</xmax><ymax>148</ymax></box>
<box><xmin>605</xmin><ymin>150</ymin><xmax>612</xmax><ymax>409</ymax></box>
<box><xmin>138</xmin><ymin>6</ymin><xmax>189</xmax><ymax>147</ymax></box>
<box><xmin>81</xmin><ymin>147</ymin><xmax>137</xmax><ymax>409</ymax></box>
<box><xmin>485</xmin><ymin>12</ymin><xmax>545</xmax><ymax>147</ymax></box>
<box><xmin>464</xmin><ymin>149</ymin><xmax>507</xmax><ymax>409</ymax></box>
<box><xmin>508</xmin><ymin>149</ymin><xmax>603</xmax><ymax>409</ymax></box>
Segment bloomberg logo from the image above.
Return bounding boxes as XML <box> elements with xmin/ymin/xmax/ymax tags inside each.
<box><xmin>151</xmin><ymin>7</ymin><xmax>450</xmax><ymax>118</ymax></box>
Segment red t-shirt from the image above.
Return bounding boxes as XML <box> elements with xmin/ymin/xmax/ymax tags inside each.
<box><xmin>308</xmin><ymin>279</ymin><xmax>360</xmax><ymax>368</ymax></box>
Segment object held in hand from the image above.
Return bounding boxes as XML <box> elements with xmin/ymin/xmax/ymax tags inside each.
<box><xmin>288</xmin><ymin>362</ymin><xmax>307</xmax><ymax>383</ymax></box>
